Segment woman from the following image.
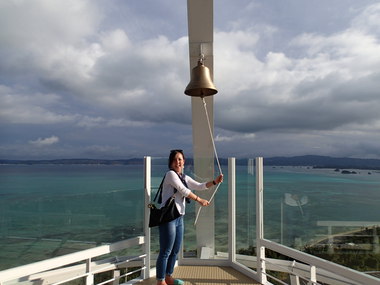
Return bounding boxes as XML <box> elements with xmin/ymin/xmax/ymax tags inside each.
<box><xmin>156</xmin><ymin>149</ymin><xmax>223</xmax><ymax>285</ymax></box>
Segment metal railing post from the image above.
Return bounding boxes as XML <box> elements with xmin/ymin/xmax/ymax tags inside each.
<box><xmin>143</xmin><ymin>156</ymin><xmax>151</xmax><ymax>279</ymax></box>
<box><xmin>256</xmin><ymin>157</ymin><xmax>267</xmax><ymax>284</ymax></box>
<box><xmin>85</xmin><ymin>258</ymin><xmax>94</xmax><ymax>285</ymax></box>
<box><xmin>228</xmin><ymin>157</ymin><xmax>236</xmax><ymax>264</ymax></box>
<box><xmin>310</xmin><ymin>265</ymin><xmax>317</xmax><ymax>285</ymax></box>
<box><xmin>112</xmin><ymin>270</ymin><xmax>120</xmax><ymax>285</ymax></box>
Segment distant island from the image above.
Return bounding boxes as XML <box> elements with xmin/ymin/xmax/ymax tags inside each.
<box><xmin>2</xmin><ymin>155</ymin><xmax>380</xmax><ymax>170</ymax></box>
<box><xmin>264</xmin><ymin>155</ymin><xmax>380</xmax><ymax>170</ymax></box>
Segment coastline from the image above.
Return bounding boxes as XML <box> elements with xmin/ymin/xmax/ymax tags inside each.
<box><xmin>2</xmin><ymin>155</ymin><xmax>380</xmax><ymax>170</ymax></box>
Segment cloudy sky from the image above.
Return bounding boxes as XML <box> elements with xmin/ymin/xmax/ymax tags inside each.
<box><xmin>1</xmin><ymin>0</ymin><xmax>380</xmax><ymax>160</ymax></box>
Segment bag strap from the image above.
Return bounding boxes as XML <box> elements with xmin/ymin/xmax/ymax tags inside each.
<box><xmin>153</xmin><ymin>170</ymin><xmax>188</xmax><ymax>204</ymax></box>
<box><xmin>153</xmin><ymin>175</ymin><xmax>166</xmax><ymax>204</ymax></box>
<box><xmin>172</xmin><ymin>170</ymin><xmax>188</xmax><ymax>188</ymax></box>
<box><xmin>153</xmin><ymin>173</ymin><xmax>178</xmax><ymax>204</ymax></box>
<box><xmin>171</xmin><ymin>169</ymin><xmax>191</xmax><ymax>204</ymax></box>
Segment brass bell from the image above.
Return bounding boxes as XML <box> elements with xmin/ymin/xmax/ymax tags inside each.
<box><xmin>184</xmin><ymin>60</ymin><xmax>218</xmax><ymax>97</ymax></box>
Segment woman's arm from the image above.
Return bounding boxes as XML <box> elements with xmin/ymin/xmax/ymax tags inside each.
<box><xmin>187</xmin><ymin>191</ymin><xmax>209</xmax><ymax>206</ymax></box>
<box><xmin>186</xmin><ymin>174</ymin><xmax>224</xmax><ymax>206</ymax></box>
<box><xmin>187</xmin><ymin>174</ymin><xmax>224</xmax><ymax>190</ymax></box>
<box><xmin>168</xmin><ymin>172</ymin><xmax>208</xmax><ymax>206</ymax></box>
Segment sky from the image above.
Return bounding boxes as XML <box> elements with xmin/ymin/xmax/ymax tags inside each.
<box><xmin>1</xmin><ymin>0</ymin><xmax>380</xmax><ymax>160</ymax></box>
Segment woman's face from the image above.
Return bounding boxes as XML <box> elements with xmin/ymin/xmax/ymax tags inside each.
<box><xmin>171</xmin><ymin>152</ymin><xmax>185</xmax><ymax>173</ymax></box>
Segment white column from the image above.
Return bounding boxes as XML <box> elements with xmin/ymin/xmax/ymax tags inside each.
<box><xmin>256</xmin><ymin>157</ymin><xmax>267</xmax><ymax>283</ymax></box>
<box><xmin>187</xmin><ymin>0</ymin><xmax>215</xmax><ymax>257</ymax></box>
<box><xmin>228</xmin><ymin>157</ymin><xmax>236</xmax><ymax>263</ymax></box>
<box><xmin>143</xmin><ymin>156</ymin><xmax>151</xmax><ymax>279</ymax></box>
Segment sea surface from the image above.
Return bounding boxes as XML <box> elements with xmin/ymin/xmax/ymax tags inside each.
<box><xmin>0</xmin><ymin>162</ymin><xmax>379</xmax><ymax>270</ymax></box>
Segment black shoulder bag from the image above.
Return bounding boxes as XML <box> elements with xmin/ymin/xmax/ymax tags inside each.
<box><xmin>148</xmin><ymin>174</ymin><xmax>181</xmax><ymax>227</ymax></box>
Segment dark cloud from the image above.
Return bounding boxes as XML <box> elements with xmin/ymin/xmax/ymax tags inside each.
<box><xmin>1</xmin><ymin>0</ymin><xmax>380</xmax><ymax>159</ymax></box>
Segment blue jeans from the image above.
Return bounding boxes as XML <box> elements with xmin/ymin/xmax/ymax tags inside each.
<box><xmin>156</xmin><ymin>216</ymin><xmax>184</xmax><ymax>281</ymax></box>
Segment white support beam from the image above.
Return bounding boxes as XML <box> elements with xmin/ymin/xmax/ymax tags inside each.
<box><xmin>187</xmin><ymin>0</ymin><xmax>215</xmax><ymax>257</ymax></box>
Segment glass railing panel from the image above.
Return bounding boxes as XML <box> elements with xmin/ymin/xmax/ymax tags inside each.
<box><xmin>263</xmin><ymin>165</ymin><xmax>380</xmax><ymax>273</ymax></box>
<box><xmin>181</xmin><ymin>160</ymin><xmax>228</xmax><ymax>259</ymax></box>
<box><xmin>149</xmin><ymin>158</ymin><xmax>167</xmax><ymax>264</ymax></box>
<box><xmin>213</xmin><ymin>163</ymin><xmax>228</xmax><ymax>256</ymax></box>
<box><xmin>150</xmin><ymin>157</ymin><xmax>228</xmax><ymax>259</ymax></box>
<box><xmin>150</xmin><ymin>157</ymin><xmax>199</xmax><ymax>258</ymax></box>
<box><xmin>0</xmin><ymin>163</ymin><xmax>145</xmax><ymax>270</ymax></box>
<box><xmin>235</xmin><ymin>158</ymin><xmax>256</xmax><ymax>267</ymax></box>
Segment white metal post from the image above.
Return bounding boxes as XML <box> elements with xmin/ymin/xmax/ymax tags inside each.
<box><xmin>143</xmin><ymin>156</ymin><xmax>151</xmax><ymax>279</ymax></box>
<box><xmin>112</xmin><ymin>270</ymin><xmax>120</xmax><ymax>285</ymax></box>
<box><xmin>281</xmin><ymin>197</ymin><xmax>284</xmax><ymax>245</ymax></box>
<box><xmin>228</xmin><ymin>157</ymin><xmax>236</xmax><ymax>263</ymax></box>
<box><xmin>256</xmin><ymin>157</ymin><xmax>267</xmax><ymax>284</ymax></box>
<box><xmin>85</xmin><ymin>258</ymin><xmax>94</xmax><ymax>285</ymax></box>
<box><xmin>310</xmin><ymin>265</ymin><xmax>317</xmax><ymax>285</ymax></box>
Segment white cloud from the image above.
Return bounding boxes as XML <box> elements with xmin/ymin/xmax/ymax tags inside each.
<box><xmin>215</xmin><ymin>132</ymin><xmax>255</xmax><ymax>142</ymax></box>
<box><xmin>0</xmin><ymin>86</ymin><xmax>76</xmax><ymax>124</ymax></box>
<box><xmin>75</xmin><ymin>116</ymin><xmax>151</xmax><ymax>128</ymax></box>
<box><xmin>0</xmin><ymin>0</ymin><xmax>103</xmax><ymax>83</ymax></box>
<box><xmin>29</xmin><ymin>136</ymin><xmax>59</xmax><ymax>147</ymax></box>
<box><xmin>351</xmin><ymin>3</ymin><xmax>380</xmax><ymax>34</ymax></box>
<box><xmin>44</xmin><ymin>43</ymin><xmax>105</xmax><ymax>83</ymax></box>
<box><xmin>0</xmin><ymin>0</ymin><xmax>101</xmax><ymax>47</ymax></box>
<box><xmin>214</xmin><ymin>2</ymin><xmax>380</xmax><ymax>136</ymax></box>
<box><xmin>106</xmin><ymin>118</ymin><xmax>152</xmax><ymax>128</ymax></box>
<box><xmin>100</xmin><ymin>29</ymin><xmax>131</xmax><ymax>52</ymax></box>
<box><xmin>76</xmin><ymin>116</ymin><xmax>106</xmax><ymax>128</ymax></box>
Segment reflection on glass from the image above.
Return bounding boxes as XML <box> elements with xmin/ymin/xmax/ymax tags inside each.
<box><xmin>264</xmin><ymin>166</ymin><xmax>380</xmax><ymax>272</ymax></box>
<box><xmin>0</xmin><ymin>164</ymin><xmax>144</xmax><ymax>270</ymax></box>
<box><xmin>1</xmin><ymin>160</ymin><xmax>379</xmax><ymax>274</ymax></box>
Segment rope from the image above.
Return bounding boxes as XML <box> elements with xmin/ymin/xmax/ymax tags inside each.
<box><xmin>194</xmin><ymin>97</ymin><xmax>223</xmax><ymax>226</ymax></box>
<box><xmin>202</xmin><ymin>97</ymin><xmax>223</xmax><ymax>176</ymax></box>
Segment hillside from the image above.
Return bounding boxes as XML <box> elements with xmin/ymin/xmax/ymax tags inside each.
<box><xmin>1</xmin><ymin>155</ymin><xmax>380</xmax><ymax>170</ymax></box>
<box><xmin>264</xmin><ymin>155</ymin><xmax>380</xmax><ymax>169</ymax></box>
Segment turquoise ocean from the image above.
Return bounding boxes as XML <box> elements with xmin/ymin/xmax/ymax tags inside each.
<box><xmin>1</xmin><ymin>161</ymin><xmax>380</xmax><ymax>270</ymax></box>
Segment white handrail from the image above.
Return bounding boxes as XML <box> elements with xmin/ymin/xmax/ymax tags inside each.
<box><xmin>0</xmin><ymin>236</ymin><xmax>144</xmax><ymax>284</ymax></box>
<box><xmin>260</xmin><ymin>238</ymin><xmax>380</xmax><ymax>285</ymax></box>
<box><xmin>251</xmin><ymin>156</ymin><xmax>380</xmax><ymax>285</ymax></box>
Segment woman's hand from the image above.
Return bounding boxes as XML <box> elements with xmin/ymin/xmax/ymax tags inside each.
<box><xmin>215</xmin><ymin>174</ymin><xmax>223</xmax><ymax>184</ymax></box>
<box><xmin>197</xmin><ymin>197</ymin><xmax>210</xmax><ymax>206</ymax></box>
<box><xmin>205</xmin><ymin>174</ymin><xmax>224</xmax><ymax>189</ymax></box>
